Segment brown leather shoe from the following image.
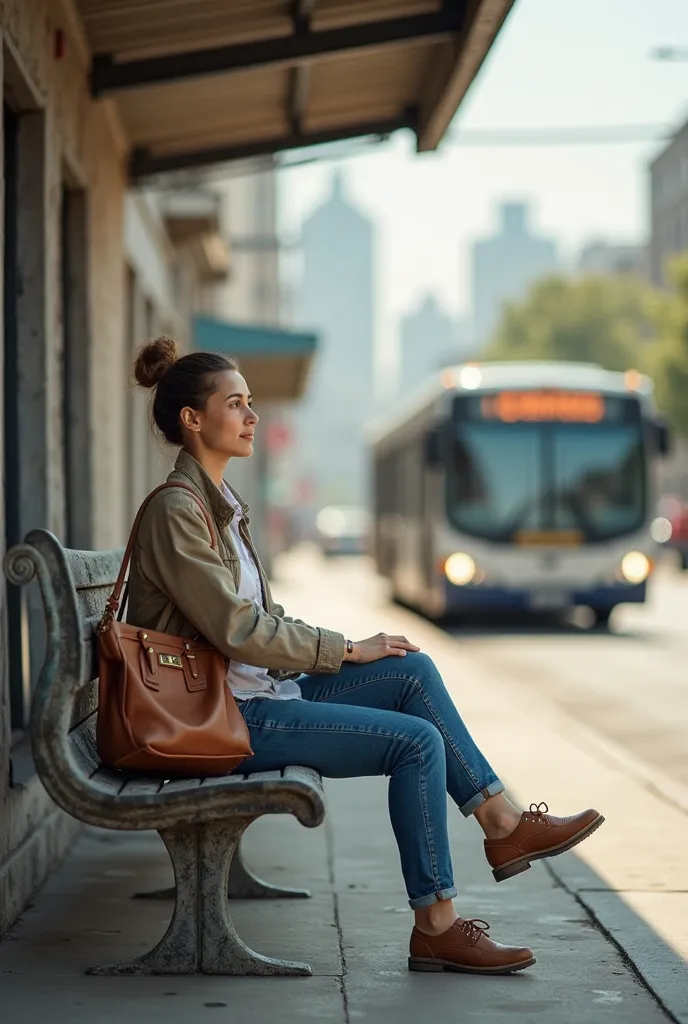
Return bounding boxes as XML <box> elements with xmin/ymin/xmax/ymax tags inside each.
<box><xmin>408</xmin><ymin>917</ymin><xmax>535</xmax><ymax>974</ymax></box>
<box><xmin>485</xmin><ymin>802</ymin><xmax>605</xmax><ymax>882</ymax></box>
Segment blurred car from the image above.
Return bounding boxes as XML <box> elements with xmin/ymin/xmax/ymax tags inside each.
<box><xmin>653</xmin><ymin>495</ymin><xmax>688</xmax><ymax>569</ymax></box>
<box><xmin>315</xmin><ymin>506</ymin><xmax>371</xmax><ymax>556</ymax></box>
<box><xmin>668</xmin><ymin>504</ymin><xmax>688</xmax><ymax>570</ymax></box>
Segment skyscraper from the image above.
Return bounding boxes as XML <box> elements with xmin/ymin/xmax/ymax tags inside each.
<box><xmin>472</xmin><ymin>201</ymin><xmax>557</xmax><ymax>347</ymax></box>
<box><xmin>397</xmin><ymin>294</ymin><xmax>458</xmax><ymax>398</ymax></box>
<box><xmin>295</xmin><ymin>171</ymin><xmax>375</xmax><ymax>511</ymax></box>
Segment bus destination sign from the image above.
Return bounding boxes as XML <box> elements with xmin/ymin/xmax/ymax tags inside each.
<box><xmin>480</xmin><ymin>390</ymin><xmax>605</xmax><ymax>424</ymax></box>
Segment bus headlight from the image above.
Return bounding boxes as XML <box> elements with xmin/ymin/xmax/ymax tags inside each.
<box><xmin>444</xmin><ymin>553</ymin><xmax>477</xmax><ymax>586</ymax></box>
<box><xmin>619</xmin><ymin>551</ymin><xmax>651</xmax><ymax>584</ymax></box>
<box><xmin>650</xmin><ymin>517</ymin><xmax>672</xmax><ymax>543</ymax></box>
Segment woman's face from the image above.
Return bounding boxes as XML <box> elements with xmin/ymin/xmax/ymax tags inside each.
<box><xmin>182</xmin><ymin>369</ymin><xmax>258</xmax><ymax>458</ymax></box>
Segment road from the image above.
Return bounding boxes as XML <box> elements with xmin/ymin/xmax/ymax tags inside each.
<box><xmin>277</xmin><ymin>550</ymin><xmax>688</xmax><ymax>791</ymax></box>
<box><xmin>445</xmin><ymin>563</ymin><xmax>688</xmax><ymax>789</ymax></box>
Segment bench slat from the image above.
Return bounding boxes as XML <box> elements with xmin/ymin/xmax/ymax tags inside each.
<box><xmin>90</xmin><ymin>766</ymin><xmax>127</xmax><ymax>795</ymax></box>
<box><xmin>242</xmin><ymin>770</ymin><xmax>283</xmax><ymax>784</ymax></box>
<box><xmin>161</xmin><ymin>778</ymin><xmax>203</xmax><ymax>793</ymax></box>
<box><xmin>120</xmin><ymin>776</ymin><xmax>165</xmax><ymax>796</ymax></box>
<box><xmin>69</xmin><ymin>711</ymin><xmax>100</xmax><ymax>776</ymax></box>
<box><xmin>198</xmin><ymin>773</ymin><xmax>256</xmax><ymax>787</ymax></box>
<box><xmin>283</xmin><ymin>766</ymin><xmax>323</xmax><ymax>790</ymax></box>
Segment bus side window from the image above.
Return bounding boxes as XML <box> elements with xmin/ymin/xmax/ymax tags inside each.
<box><xmin>424</xmin><ymin>427</ymin><xmax>442</xmax><ymax>466</ymax></box>
<box><xmin>654</xmin><ymin>417</ymin><xmax>672</xmax><ymax>457</ymax></box>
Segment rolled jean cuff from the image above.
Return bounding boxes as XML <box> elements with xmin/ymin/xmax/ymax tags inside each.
<box><xmin>408</xmin><ymin>886</ymin><xmax>458</xmax><ymax>910</ymax></box>
<box><xmin>459</xmin><ymin>779</ymin><xmax>505</xmax><ymax>818</ymax></box>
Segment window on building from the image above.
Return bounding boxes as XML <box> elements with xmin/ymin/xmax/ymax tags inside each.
<box><xmin>60</xmin><ymin>180</ymin><xmax>91</xmax><ymax>549</ymax></box>
<box><xmin>2</xmin><ymin>53</ymin><xmax>51</xmax><ymax>762</ymax></box>
<box><xmin>3</xmin><ymin>102</ymin><xmax>30</xmax><ymax>733</ymax></box>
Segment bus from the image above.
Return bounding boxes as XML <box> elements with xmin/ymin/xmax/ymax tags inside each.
<box><xmin>369</xmin><ymin>361</ymin><xmax>671</xmax><ymax>626</ymax></box>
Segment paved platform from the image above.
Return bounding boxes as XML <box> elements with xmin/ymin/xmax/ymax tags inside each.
<box><xmin>0</xmin><ymin>550</ymin><xmax>685</xmax><ymax>1023</ymax></box>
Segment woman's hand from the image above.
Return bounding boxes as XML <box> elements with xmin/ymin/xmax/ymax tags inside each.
<box><xmin>345</xmin><ymin>633</ymin><xmax>421</xmax><ymax>664</ymax></box>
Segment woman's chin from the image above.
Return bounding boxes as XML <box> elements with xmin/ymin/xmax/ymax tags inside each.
<box><xmin>230</xmin><ymin>439</ymin><xmax>254</xmax><ymax>458</ymax></box>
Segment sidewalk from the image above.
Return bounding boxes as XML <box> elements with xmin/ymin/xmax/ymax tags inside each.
<box><xmin>0</xmin><ymin>550</ymin><xmax>685</xmax><ymax>1023</ymax></box>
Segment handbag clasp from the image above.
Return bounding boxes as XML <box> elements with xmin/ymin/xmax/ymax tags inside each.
<box><xmin>159</xmin><ymin>653</ymin><xmax>183</xmax><ymax>668</ymax></box>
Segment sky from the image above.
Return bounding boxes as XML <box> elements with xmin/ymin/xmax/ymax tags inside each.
<box><xmin>277</xmin><ymin>0</ymin><xmax>688</xmax><ymax>367</ymax></box>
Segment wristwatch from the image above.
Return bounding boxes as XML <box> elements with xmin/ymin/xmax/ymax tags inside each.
<box><xmin>346</xmin><ymin>639</ymin><xmax>354</xmax><ymax>655</ymax></box>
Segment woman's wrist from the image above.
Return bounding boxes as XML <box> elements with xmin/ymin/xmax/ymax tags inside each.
<box><xmin>344</xmin><ymin>638</ymin><xmax>357</xmax><ymax>662</ymax></box>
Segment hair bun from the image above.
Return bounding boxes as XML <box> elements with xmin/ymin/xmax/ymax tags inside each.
<box><xmin>133</xmin><ymin>335</ymin><xmax>179</xmax><ymax>389</ymax></box>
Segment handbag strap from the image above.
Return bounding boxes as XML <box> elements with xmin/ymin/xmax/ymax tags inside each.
<box><xmin>98</xmin><ymin>482</ymin><xmax>218</xmax><ymax>634</ymax></box>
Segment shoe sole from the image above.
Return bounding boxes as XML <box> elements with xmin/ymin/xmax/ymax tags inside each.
<box><xmin>492</xmin><ymin>814</ymin><xmax>605</xmax><ymax>883</ymax></box>
<box><xmin>408</xmin><ymin>956</ymin><xmax>536</xmax><ymax>975</ymax></box>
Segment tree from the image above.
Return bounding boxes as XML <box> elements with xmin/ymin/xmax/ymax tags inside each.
<box><xmin>649</xmin><ymin>256</ymin><xmax>688</xmax><ymax>436</ymax></box>
<box><xmin>485</xmin><ymin>273</ymin><xmax>655</xmax><ymax>372</ymax></box>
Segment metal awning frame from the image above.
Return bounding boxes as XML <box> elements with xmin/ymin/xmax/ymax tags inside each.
<box><xmin>91</xmin><ymin>8</ymin><xmax>467</xmax><ymax>97</ymax></box>
<box><xmin>130</xmin><ymin>112</ymin><xmax>416</xmax><ymax>179</ymax></box>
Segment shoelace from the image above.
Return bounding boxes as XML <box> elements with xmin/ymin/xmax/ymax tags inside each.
<box><xmin>526</xmin><ymin>801</ymin><xmax>549</xmax><ymax>823</ymax></box>
<box><xmin>458</xmin><ymin>918</ymin><xmax>491</xmax><ymax>941</ymax></box>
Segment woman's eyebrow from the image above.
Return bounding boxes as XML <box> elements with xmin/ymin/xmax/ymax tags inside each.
<box><xmin>226</xmin><ymin>392</ymin><xmax>252</xmax><ymax>400</ymax></box>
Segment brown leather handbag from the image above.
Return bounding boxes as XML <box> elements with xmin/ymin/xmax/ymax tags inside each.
<box><xmin>96</xmin><ymin>483</ymin><xmax>253</xmax><ymax>775</ymax></box>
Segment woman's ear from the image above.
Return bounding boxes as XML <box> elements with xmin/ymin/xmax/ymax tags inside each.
<box><xmin>180</xmin><ymin>406</ymin><xmax>202</xmax><ymax>432</ymax></box>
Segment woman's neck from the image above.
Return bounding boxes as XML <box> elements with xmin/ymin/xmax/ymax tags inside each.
<box><xmin>185</xmin><ymin>447</ymin><xmax>230</xmax><ymax>489</ymax></box>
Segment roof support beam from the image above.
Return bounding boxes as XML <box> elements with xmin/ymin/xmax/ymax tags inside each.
<box><xmin>129</xmin><ymin>112</ymin><xmax>417</xmax><ymax>180</ymax></box>
<box><xmin>286</xmin><ymin>0</ymin><xmax>316</xmax><ymax>134</ymax></box>
<box><xmin>417</xmin><ymin>0</ymin><xmax>516</xmax><ymax>151</ymax></box>
<box><xmin>91</xmin><ymin>10</ymin><xmax>466</xmax><ymax>96</ymax></box>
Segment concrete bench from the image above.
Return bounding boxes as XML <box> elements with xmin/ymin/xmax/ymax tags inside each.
<box><xmin>4</xmin><ymin>529</ymin><xmax>325</xmax><ymax>977</ymax></box>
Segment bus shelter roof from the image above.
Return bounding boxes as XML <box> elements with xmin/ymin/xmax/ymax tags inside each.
<box><xmin>73</xmin><ymin>0</ymin><xmax>516</xmax><ymax>179</ymax></box>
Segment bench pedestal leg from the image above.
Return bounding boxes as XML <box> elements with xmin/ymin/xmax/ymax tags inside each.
<box><xmin>88</xmin><ymin>825</ymin><xmax>200</xmax><ymax>975</ymax></box>
<box><xmin>88</xmin><ymin>820</ymin><xmax>312</xmax><ymax>977</ymax></box>
<box><xmin>226</xmin><ymin>841</ymin><xmax>310</xmax><ymax>900</ymax></box>
<box><xmin>133</xmin><ymin>836</ymin><xmax>311</xmax><ymax>901</ymax></box>
<box><xmin>199</xmin><ymin>820</ymin><xmax>311</xmax><ymax>975</ymax></box>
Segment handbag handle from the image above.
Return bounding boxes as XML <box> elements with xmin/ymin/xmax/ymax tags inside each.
<box><xmin>98</xmin><ymin>482</ymin><xmax>217</xmax><ymax>634</ymax></box>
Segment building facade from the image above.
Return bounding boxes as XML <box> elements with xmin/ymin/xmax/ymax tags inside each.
<box><xmin>472</xmin><ymin>201</ymin><xmax>558</xmax><ymax>347</ymax></box>
<box><xmin>0</xmin><ymin>2</ymin><xmax>233</xmax><ymax>936</ymax></box>
<box><xmin>649</xmin><ymin>118</ymin><xmax>688</xmax><ymax>288</ymax></box>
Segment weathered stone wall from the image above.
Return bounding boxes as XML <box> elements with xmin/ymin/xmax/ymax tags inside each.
<box><xmin>0</xmin><ymin>0</ymin><xmax>127</xmax><ymax>935</ymax></box>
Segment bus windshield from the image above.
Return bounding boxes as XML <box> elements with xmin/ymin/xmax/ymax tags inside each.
<box><xmin>447</xmin><ymin>398</ymin><xmax>646</xmax><ymax>542</ymax></box>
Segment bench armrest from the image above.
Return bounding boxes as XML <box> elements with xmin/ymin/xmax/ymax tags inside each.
<box><xmin>5</xmin><ymin>532</ymin><xmax>93</xmax><ymax>814</ymax></box>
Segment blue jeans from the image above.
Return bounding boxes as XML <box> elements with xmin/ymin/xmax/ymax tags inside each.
<box><xmin>236</xmin><ymin>652</ymin><xmax>504</xmax><ymax>909</ymax></box>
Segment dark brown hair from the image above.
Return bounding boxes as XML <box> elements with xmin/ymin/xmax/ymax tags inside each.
<box><xmin>133</xmin><ymin>336</ymin><xmax>239</xmax><ymax>445</ymax></box>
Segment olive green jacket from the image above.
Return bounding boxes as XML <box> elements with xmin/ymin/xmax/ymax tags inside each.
<box><xmin>127</xmin><ymin>449</ymin><xmax>345</xmax><ymax>682</ymax></box>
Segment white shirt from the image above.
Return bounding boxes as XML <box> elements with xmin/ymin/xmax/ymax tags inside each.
<box><xmin>220</xmin><ymin>482</ymin><xmax>302</xmax><ymax>702</ymax></box>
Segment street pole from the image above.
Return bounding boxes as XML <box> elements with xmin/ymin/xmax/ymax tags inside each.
<box><xmin>651</xmin><ymin>46</ymin><xmax>688</xmax><ymax>61</ymax></box>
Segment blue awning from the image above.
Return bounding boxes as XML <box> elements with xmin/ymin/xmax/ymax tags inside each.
<box><xmin>193</xmin><ymin>315</ymin><xmax>318</xmax><ymax>401</ymax></box>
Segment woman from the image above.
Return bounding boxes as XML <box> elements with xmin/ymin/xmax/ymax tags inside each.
<box><xmin>128</xmin><ymin>337</ymin><xmax>604</xmax><ymax>976</ymax></box>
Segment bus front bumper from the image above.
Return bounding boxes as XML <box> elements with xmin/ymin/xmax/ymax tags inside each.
<box><xmin>444</xmin><ymin>580</ymin><xmax>646</xmax><ymax>612</ymax></box>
